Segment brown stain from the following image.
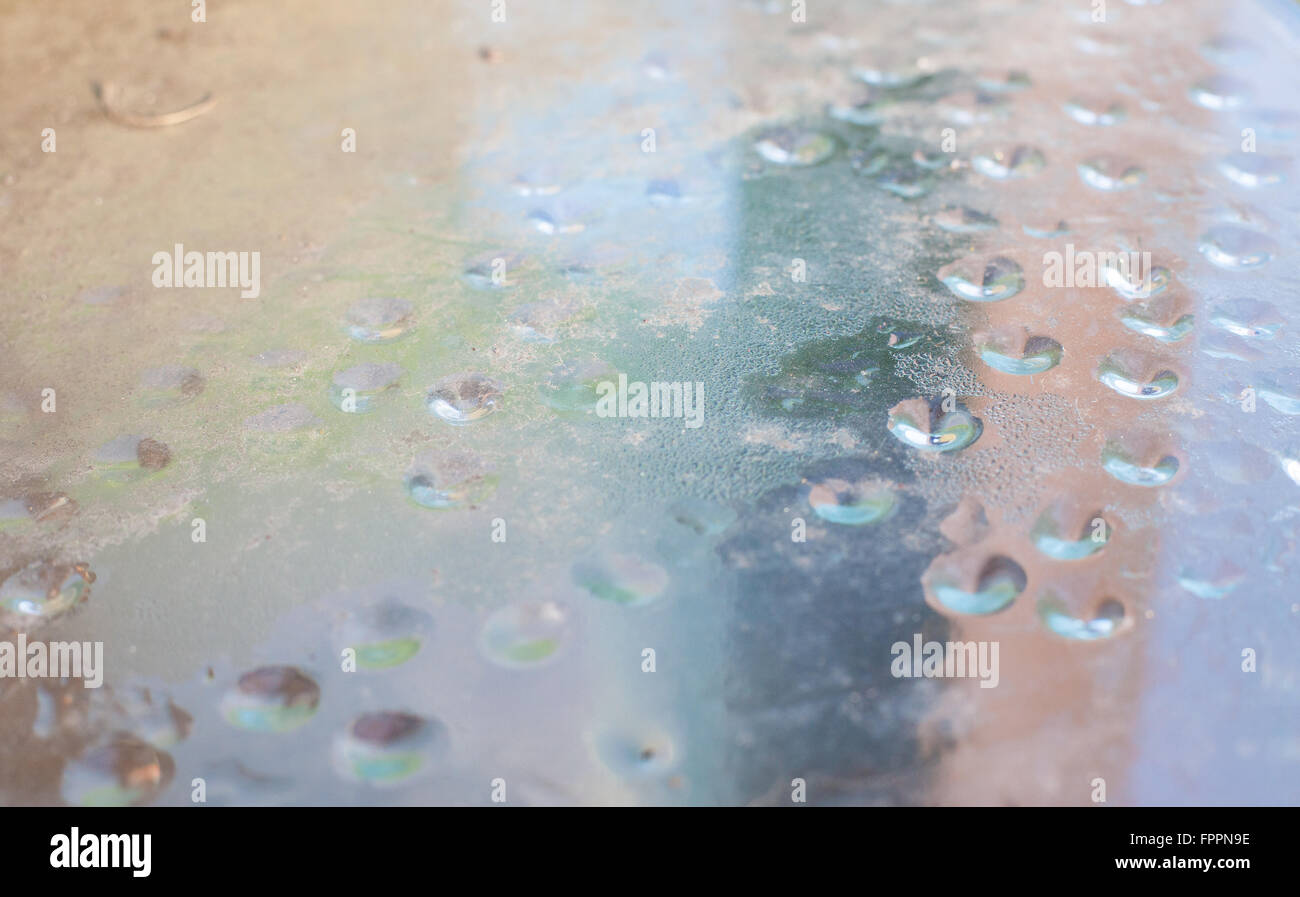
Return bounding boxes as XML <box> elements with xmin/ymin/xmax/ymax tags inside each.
<box><xmin>912</xmin><ymin>1</ymin><xmax>1223</xmax><ymax>804</ymax></box>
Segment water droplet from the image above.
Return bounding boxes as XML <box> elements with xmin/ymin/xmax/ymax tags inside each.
<box><xmin>938</xmin><ymin>254</ymin><xmax>1024</xmax><ymax>301</ymax></box>
<box><xmin>1030</xmin><ymin>502</ymin><xmax>1111</xmax><ymax>560</ymax></box>
<box><xmin>1188</xmin><ymin>75</ymin><xmax>1250</xmax><ymax>110</ymax></box>
<box><xmin>669</xmin><ymin>498</ymin><xmax>737</xmax><ymax>536</ymax></box>
<box><xmin>1202</xmin><ymin>331</ymin><xmax>1264</xmax><ymax>362</ymax></box>
<box><xmin>137</xmin><ymin>365</ymin><xmax>204</xmax><ymax>407</ymax></box>
<box><xmin>1064</xmin><ymin>97</ymin><xmax>1126</xmax><ymax>126</ymax></box>
<box><xmin>1078</xmin><ymin>156</ymin><xmax>1145</xmax><ymax>191</ymax></box>
<box><xmin>526</xmin><ymin>207</ymin><xmax>585</xmax><ymax>235</ymax></box>
<box><xmin>405</xmin><ymin>450</ymin><xmax>498</xmax><ymax>510</ymax></box>
<box><xmin>463</xmin><ymin>252</ymin><xmax>523</xmax><ymax>290</ymax></box>
<box><xmin>538</xmin><ymin>358</ymin><xmax>617</xmax><ymax>415</ymax></box>
<box><xmin>0</xmin><ymin>560</ymin><xmax>93</xmax><ymax>630</ymax></box>
<box><xmin>807</xmin><ymin>477</ymin><xmax>897</xmax><ymax>525</ymax></box>
<box><xmin>974</xmin><ymin>69</ymin><xmax>1031</xmax><ymax>93</ymax></box>
<box><xmin>336</xmin><ymin>597</ymin><xmax>433</xmax><ymax>670</ymax></box>
<box><xmin>573</xmin><ymin>553</ymin><xmax>668</xmax><ymax>606</ymax></box>
<box><xmin>940</xmin><ymin>90</ymin><xmax>1008</xmax><ymax>126</ymax></box>
<box><xmin>332</xmin><ymin>712</ymin><xmax>447</xmax><ymax>786</ymax></box>
<box><xmin>852</xmin><ymin>63</ymin><xmax>929</xmax><ymax>88</ymax></box>
<box><xmin>887</xmin><ymin>397</ymin><xmax>983</xmax><ymax>452</ymax></box>
<box><xmin>61</xmin><ymin>733</ymin><xmax>173</xmax><ymax>806</ymax></box>
<box><xmin>972</xmin><ymin>145</ymin><xmax>1044</xmax><ymax>180</ymax></box>
<box><xmin>925</xmin><ymin>554</ymin><xmax>1026</xmax><ymax>615</ymax></box>
<box><xmin>874</xmin><ymin>163</ymin><xmax>933</xmax><ymax>198</ymax></box>
<box><xmin>933</xmin><ymin>206</ymin><xmax>998</xmax><ymax>234</ymax></box>
<box><xmin>1198</xmin><ymin>225</ymin><xmax>1277</xmax><ymax>270</ymax></box>
<box><xmin>479</xmin><ymin>600</ymin><xmax>570</xmax><ymax>668</ymax></box>
<box><xmin>1120</xmin><ymin>294</ymin><xmax>1194</xmax><ymax>342</ymax></box>
<box><xmin>1103</xmin><ymin>259</ymin><xmax>1170</xmax><ymax>299</ymax></box>
<box><xmin>1278</xmin><ymin>450</ymin><xmax>1300</xmax><ymax>486</ymax></box>
<box><xmin>425</xmin><ymin>373</ymin><xmax>504</xmax><ymax>425</ymax></box>
<box><xmin>754</xmin><ymin>127</ymin><xmax>837</xmax><ymax>166</ymax></box>
<box><xmin>975</xmin><ymin>328</ymin><xmax>1062</xmax><ymax>375</ymax></box>
<box><xmin>92</xmin><ymin>435</ymin><xmax>171</xmax><ymax>478</ymax></box>
<box><xmin>222</xmin><ymin>666</ymin><xmax>320</xmax><ymax>733</ymax></box>
<box><xmin>1102</xmin><ymin>438</ymin><xmax>1180</xmax><ymax>486</ymax></box>
<box><xmin>344</xmin><ymin>297</ymin><xmax>414</xmax><ymax>343</ymax></box>
<box><xmin>1218</xmin><ymin>154</ymin><xmax>1287</xmax><ymax>189</ymax></box>
<box><xmin>329</xmin><ymin>362</ymin><xmax>403</xmax><ymax>414</ymax></box>
<box><xmin>1038</xmin><ymin>594</ymin><xmax>1128</xmax><ymax>640</ymax></box>
<box><xmin>1258</xmin><ymin>369</ymin><xmax>1300</xmax><ymax>414</ymax></box>
<box><xmin>905</xmin><ymin>149</ymin><xmax>945</xmax><ymax>173</ymax></box>
<box><xmin>507</xmin><ymin>298</ymin><xmax>578</xmax><ymax>343</ymax></box>
<box><xmin>509</xmin><ymin>171</ymin><xmax>561</xmax><ymax>197</ymax></box>
<box><xmin>848</xmin><ymin>146</ymin><xmax>890</xmax><ymax>176</ymax></box>
<box><xmin>1097</xmin><ymin>350</ymin><xmax>1179</xmax><ymax>399</ymax></box>
<box><xmin>641</xmin><ymin>51</ymin><xmax>671</xmax><ymax>80</ymax></box>
<box><xmin>1209</xmin><ymin>298</ymin><xmax>1281</xmax><ymax>340</ymax></box>
<box><xmin>557</xmin><ymin>260</ymin><xmax>599</xmax><ymax>283</ymax></box>
<box><xmin>1177</xmin><ymin>561</ymin><xmax>1245</xmax><ymax>599</ymax></box>
<box><xmin>827</xmin><ymin>93</ymin><xmax>897</xmax><ymax>126</ymax></box>
<box><xmin>1022</xmin><ymin>219</ymin><xmax>1070</xmax><ymax>239</ymax></box>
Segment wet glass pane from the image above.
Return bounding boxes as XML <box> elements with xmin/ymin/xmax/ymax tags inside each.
<box><xmin>1</xmin><ymin>0</ymin><xmax>1298</xmax><ymax>807</ymax></box>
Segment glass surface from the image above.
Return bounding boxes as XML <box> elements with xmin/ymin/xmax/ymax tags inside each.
<box><xmin>1</xmin><ymin>0</ymin><xmax>1298</xmax><ymax>807</ymax></box>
